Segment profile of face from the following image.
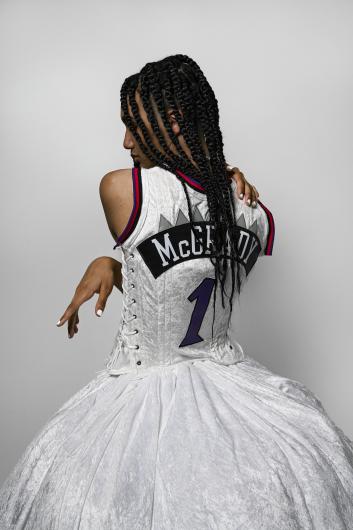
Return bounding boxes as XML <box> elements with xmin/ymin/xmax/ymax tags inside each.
<box><xmin>120</xmin><ymin>81</ymin><xmax>208</xmax><ymax>171</ymax></box>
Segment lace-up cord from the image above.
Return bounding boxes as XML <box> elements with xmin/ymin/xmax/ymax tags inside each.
<box><xmin>120</xmin><ymin>253</ymin><xmax>139</xmax><ymax>351</ymax></box>
<box><xmin>105</xmin><ymin>252</ymin><xmax>139</xmax><ymax>371</ymax></box>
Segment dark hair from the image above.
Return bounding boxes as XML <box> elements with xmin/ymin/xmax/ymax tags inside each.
<box><xmin>120</xmin><ymin>53</ymin><xmax>244</xmax><ymax>337</ymax></box>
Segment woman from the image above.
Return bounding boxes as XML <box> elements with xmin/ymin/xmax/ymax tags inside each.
<box><xmin>1</xmin><ymin>54</ymin><xmax>352</xmax><ymax>529</ymax></box>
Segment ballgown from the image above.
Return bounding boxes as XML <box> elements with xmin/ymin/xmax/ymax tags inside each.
<box><xmin>1</xmin><ymin>165</ymin><xmax>353</xmax><ymax>530</ymax></box>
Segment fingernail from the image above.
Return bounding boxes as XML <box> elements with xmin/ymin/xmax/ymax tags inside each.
<box><xmin>56</xmin><ymin>320</ymin><xmax>61</xmax><ymax>326</ymax></box>
<box><xmin>252</xmin><ymin>201</ymin><xmax>257</xmax><ymax>207</ymax></box>
<box><xmin>96</xmin><ymin>309</ymin><xmax>103</xmax><ymax>317</ymax></box>
<box><xmin>247</xmin><ymin>198</ymin><xmax>251</xmax><ymax>205</ymax></box>
<box><xmin>239</xmin><ymin>193</ymin><xmax>244</xmax><ymax>199</ymax></box>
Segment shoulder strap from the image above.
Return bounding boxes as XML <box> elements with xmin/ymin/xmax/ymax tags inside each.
<box><xmin>112</xmin><ymin>166</ymin><xmax>146</xmax><ymax>249</ymax></box>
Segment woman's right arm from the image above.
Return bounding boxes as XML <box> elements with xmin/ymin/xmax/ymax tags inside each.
<box><xmin>57</xmin><ymin>170</ymin><xmax>131</xmax><ymax>339</ymax></box>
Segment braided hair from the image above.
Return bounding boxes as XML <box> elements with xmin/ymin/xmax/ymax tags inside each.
<box><xmin>120</xmin><ymin>54</ymin><xmax>244</xmax><ymax>338</ymax></box>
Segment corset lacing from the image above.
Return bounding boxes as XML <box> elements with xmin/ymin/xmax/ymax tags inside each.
<box><xmin>119</xmin><ymin>252</ymin><xmax>139</xmax><ymax>351</ymax></box>
<box><xmin>105</xmin><ymin>252</ymin><xmax>139</xmax><ymax>371</ymax></box>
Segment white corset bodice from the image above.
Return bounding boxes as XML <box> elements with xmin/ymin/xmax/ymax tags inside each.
<box><xmin>105</xmin><ymin>165</ymin><xmax>275</xmax><ymax>376</ymax></box>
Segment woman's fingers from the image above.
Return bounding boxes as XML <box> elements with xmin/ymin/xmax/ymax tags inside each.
<box><xmin>227</xmin><ymin>166</ymin><xmax>244</xmax><ymax>199</ymax></box>
<box><xmin>57</xmin><ymin>281</ymin><xmax>114</xmax><ymax>339</ymax></box>
<box><xmin>233</xmin><ymin>169</ymin><xmax>246</xmax><ymax>200</ymax></box>
<box><xmin>243</xmin><ymin>182</ymin><xmax>258</xmax><ymax>207</ymax></box>
<box><xmin>233</xmin><ymin>169</ymin><xmax>256</xmax><ymax>205</ymax></box>
<box><xmin>56</xmin><ymin>303</ymin><xmax>76</xmax><ymax>328</ymax></box>
<box><xmin>227</xmin><ymin>165</ymin><xmax>259</xmax><ymax>207</ymax></box>
<box><xmin>95</xmin><ymin>282</ymin><xmax>113</xmax><ymax>317</ymax></box>
<box><xmin>56</xmin><ymin>285</ymin><xmax>94</xmax><ymax>328</ymax></box>
<box><xmin>68</xmin><ymin>309</ymin><xmax>79</xmax><ymax>339</ymax></box>
<box><xmin>56</xmin><ymin>257</ymin><xmax>118</xmax><ymax>339</ymax></box>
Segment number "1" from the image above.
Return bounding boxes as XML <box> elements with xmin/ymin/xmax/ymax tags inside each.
<box><xmin>179</xmin><ymin>277</ymin><xmax>215</xmax><ymax>347</ymax></box>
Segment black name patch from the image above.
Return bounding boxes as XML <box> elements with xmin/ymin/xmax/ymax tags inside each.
<box><xmin>136</xmin><ymin>221</ymin><xmax>261</xmax><ymax>279</ymax></box>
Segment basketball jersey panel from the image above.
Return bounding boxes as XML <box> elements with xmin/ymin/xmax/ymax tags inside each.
<box><xmin>107</xmin><ymin>166</ymin><xmax>274</xmax><ymax>375</ymax></box>
<box><xmin>112</xmin><ymin>168</ymin><xmax>275</xmax><ymax>258</ymax></box>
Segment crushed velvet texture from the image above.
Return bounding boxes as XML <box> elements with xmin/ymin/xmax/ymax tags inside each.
<box><xmin>1</xmin><ymin>166</ymin><xmax>353</xmax><ymax>529</ymax></box>
<box><xmin>1</xmin><ymin>358</ymin><xmax>353</xmax><ymax>529</ymax></box>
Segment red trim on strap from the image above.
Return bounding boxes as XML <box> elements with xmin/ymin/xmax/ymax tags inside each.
<box><xmin>257</xmin><ymin>199</ymin><xmax>275</xmax><ymax>255</ymax></box>
<box><xmin>175</xmin><ymin>168</ymin><xmax>206</xmax><ymax>194</ymax></box>
<box><xmin>113</xmin><ymin>167</ymin><xmax>142</xmax><ymax>248</ymax></box>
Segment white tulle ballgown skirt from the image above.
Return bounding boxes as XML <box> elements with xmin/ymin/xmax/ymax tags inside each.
<box><xmin>0</xmin><ymin>355</ymin><xmax>353</xmax><ymax>529</ymax></box>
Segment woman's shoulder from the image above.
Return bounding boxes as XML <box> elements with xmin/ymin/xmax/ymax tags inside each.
<box><xmin>99</xmin><ymin>168</ymin><xmax>132</xmax><ymax>197</ymax></box>
<box><xmin>99</xmin><ymin>168</ymin><xmax>136</xmax><ymax>245</ymax></box>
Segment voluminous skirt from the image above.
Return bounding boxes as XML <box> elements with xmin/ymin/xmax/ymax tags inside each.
<box><xmin>1</xmin><ymin>355</ymin><xmax>353</xmax><ymax>530</ymax></box>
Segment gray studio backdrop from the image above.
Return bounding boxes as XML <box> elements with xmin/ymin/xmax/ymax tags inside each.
<box><xmin>1</xmin><ymin>0</ymin><xmax>352</xmax><ymax>482</ymax></box>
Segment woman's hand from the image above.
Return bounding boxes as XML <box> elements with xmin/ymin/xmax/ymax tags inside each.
<box><xmin>226</xmin><ymin>164</ymin><xmax>259</xmax><ymax>208</ymax></box>
<box><xmin>56</xmin><ymin>256</ymin><xmax>122</xmax><ymax>339</ymax></box>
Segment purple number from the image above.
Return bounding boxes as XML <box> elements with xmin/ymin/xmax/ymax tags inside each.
<box><xmin>179</xmin><ymin>277</ymin><xmax>215</xmax><ymax>347</ymax></box>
